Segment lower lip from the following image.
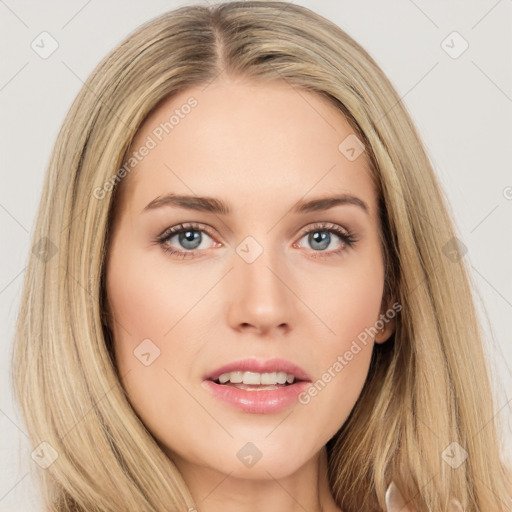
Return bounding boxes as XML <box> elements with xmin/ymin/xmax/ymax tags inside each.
<box><xmin>202</xmin><ymin>380</ymin><xmax>311</xmax><ymax>414</ymax></box>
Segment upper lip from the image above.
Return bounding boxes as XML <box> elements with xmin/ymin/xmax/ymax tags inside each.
<box><xmin>204</xmin><ymin>358</ymin><xmax>312</xmax><ymax>382</ymax></box>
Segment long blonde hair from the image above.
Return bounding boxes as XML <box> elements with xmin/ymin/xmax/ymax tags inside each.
<box><xmin>11</xmin><ymin>1</ymin><xmax>511</xmax><ymax>510</ymax></box>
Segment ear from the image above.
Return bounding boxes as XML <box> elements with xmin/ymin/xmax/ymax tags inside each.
<box><xmin>374</xmin><ymin>296</ymin><xmax>398</xmax><ymax>344</ymax></box>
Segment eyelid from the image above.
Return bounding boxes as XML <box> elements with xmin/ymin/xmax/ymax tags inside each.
<box><xmin>158</xmin><ymin>222</ymin><xmax>219</xmax><ymax>243</ymax></box>
<box><xmin>158</xmin><ymin>221</ymin><xmax>352</xmax><ymax>240</ymax></box>
<box><xmin>296</xmin><ymin>221</ymin><xmax>351</xmax><ymax>238</ymax></box>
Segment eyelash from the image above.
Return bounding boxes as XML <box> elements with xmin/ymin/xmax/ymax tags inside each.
<box><xmin>155</xmin><ymin>222</ymin><xmax>358</xmax><ymax>260</ymax></box>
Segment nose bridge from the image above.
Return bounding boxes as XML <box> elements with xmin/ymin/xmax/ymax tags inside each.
<box><xmin>226</xmin><ymin>235</ymin><xmax>294</xmax><ymax>333</ymax></box>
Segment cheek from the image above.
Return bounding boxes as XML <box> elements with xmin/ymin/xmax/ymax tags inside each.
<box><xmin>104</xmin><ymin>244</ymin><xmax>196</xmax><ymax>402</ymax></box>
<box><xmin>104</xmin><ymin>236</ymin><xmax>226</xmax><ymax>412</ymax></box>
<box><xmin>105</xmin><ymin>238</ymin><xmax>219</xmax><ymax>357</ymax></box>
<box><xmin>297</xmin><ymin>312</ymin><xmax>376</xmax><ymax>445</ymax></box>
<box><xmin>295</xmin><ymin>250</ymin><xmax>384</xmax><ymax>434</ymax></box>
<box><xmin>303</xmin><ymin>246</ymin><xmax>384</xmax><ymax>343</ymax></box>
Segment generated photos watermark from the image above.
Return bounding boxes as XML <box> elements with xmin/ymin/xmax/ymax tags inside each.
<box><xmin>298</xmin><ymin>301</ymin><xmax>402</xmax><ymax>405</ymax></box>
<box><xmin>93</xmin><ymin>96</ymin><xmax>198</xmax><ymax>200</ymax></box>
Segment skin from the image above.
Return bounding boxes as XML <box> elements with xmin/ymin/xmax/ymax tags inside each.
<box><xmin>105</xmin><ymin>76</ymin><xmax>395</xmax><ymax>512</ymax></box>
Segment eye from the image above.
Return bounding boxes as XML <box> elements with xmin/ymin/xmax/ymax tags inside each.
<box><xmin>156</xmin><ymin>222</ymin><xmax>218</xmax><ymax>259</ymax></box>
<box><xmin>294</xmin><ymin>222</ymin><xmax>358</xmax><ymax>258</ymax></box>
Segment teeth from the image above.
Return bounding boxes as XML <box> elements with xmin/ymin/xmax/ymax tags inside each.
<box><xmin>276</xmin><ymin>372</ymin><xmax>288</xmax><ymax>384</ymax></box>
<box><xmin>216</xmin><ymin>370</ymin><xmax>296</xmax><ymax>385</ymax></box>
<box><xmin>228</xmin><ymin>371</ymin><xmax>243</xmax><ymax>384</ymax></box>
<box><xmin>244</xmin><ymin>372</ymin><xmax>261</xmax><ymax>385</ymax></box>
<box><xmin>218</xmin><ymin>373</ymin><xmax>231</xmax><ymax>384</ymax></box>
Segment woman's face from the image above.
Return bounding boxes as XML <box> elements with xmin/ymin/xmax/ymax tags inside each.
<box><xmin>105</xmin><ymin>77</ymin><xmax>394</xmax><ymax>482</ymax></box>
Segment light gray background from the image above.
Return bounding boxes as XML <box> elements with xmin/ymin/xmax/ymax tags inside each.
<box><xmin>1</xmin><ymin>1</ymin><xmax>511</xmax><ymax>510</ymax></box>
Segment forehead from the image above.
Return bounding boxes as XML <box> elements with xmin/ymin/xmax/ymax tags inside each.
<box><xmin>116</xmin><ymin>77</ymin><xmax>377</xmax><ymax>219</ymax></box>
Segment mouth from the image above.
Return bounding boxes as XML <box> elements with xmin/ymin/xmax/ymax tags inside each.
<box><xmin>204</xmin><ymin>357</ymin><xmax>312</xmax><ymax>387</ymax></box>
<box><xmin>202</xmin><ymin>358</ymin><xmax>312</xmax><ymax>413</ymax></box>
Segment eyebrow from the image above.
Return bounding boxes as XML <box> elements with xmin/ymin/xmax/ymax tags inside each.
<box><xmin>141</xmin><ymin>193</ymin><xmax>369</xmax><ymax>215</ymax></box>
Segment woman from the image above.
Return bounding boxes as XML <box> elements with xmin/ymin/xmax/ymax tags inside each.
<box><xmin>11</xmin><ymin>2</ymin><xmax>511</xmax><ymax>511</ymax></box>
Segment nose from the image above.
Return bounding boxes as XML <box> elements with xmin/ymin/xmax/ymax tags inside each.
<box><xmin>226</xmin><ymin>244</ymin><xmax>295</xmax><ymax>336</ymax></box>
